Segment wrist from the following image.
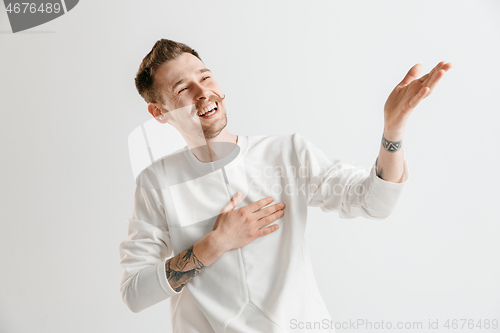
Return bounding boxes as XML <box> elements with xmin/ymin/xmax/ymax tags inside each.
<box><xmin>383</xmin><ymin>128</ymin><xmax>404</xmax><ymax>141</ymax></box>
<box><xmin>193</xmin><ymin>231</ymin><xmax>227</xmax><ymax>266</ymax></box>
<box><xmin>207</xmin><ymin>230</ymin><xmax>228</xmax><ymax>255</ymax></box>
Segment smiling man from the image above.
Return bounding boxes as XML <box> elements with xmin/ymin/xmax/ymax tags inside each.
<box><xmin>119</xmin><ymin>39</ymin><xmax>452</xmax><ymax>332</ymax></box>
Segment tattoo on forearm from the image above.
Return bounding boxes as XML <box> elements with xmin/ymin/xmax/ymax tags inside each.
<box><xmin>165</xmin><ymin>245</ymin><xmax>205</xmax><ymax>292</ymax></box>
<box><xmin>381</xmin><ymin>135</ymin><xmax>402</xmax><ymax>153</ymax></box>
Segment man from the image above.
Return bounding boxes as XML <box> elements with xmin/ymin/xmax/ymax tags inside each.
<box><xmin>119</xmin><ymin>39</ymin><xmax>451</xmax><ymax>332</ymax></box>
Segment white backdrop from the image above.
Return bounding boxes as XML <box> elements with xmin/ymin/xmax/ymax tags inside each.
<box><xmin>1</xmin><ymin>1</ymin><xmax>499</xmax><ymax>332</ymax></box>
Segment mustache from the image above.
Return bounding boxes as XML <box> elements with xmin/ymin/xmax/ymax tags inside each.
<box><xmin>196</xmin><ymin>94</ymin><xmax>225</xmax><ymax>112</ymax></box>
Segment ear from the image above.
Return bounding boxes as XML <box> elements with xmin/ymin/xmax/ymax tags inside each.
<box><xmin>148</xmin><ymin>103</ymin><xmax>169</xmax><ymax>124</ymax></box>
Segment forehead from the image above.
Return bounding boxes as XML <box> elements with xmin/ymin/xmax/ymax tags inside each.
<box><xmin>154</xmin><ymin>53</ymin><xmax>206</xmax><ymax>93</ymax></box>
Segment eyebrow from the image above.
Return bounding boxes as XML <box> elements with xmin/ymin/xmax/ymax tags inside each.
<box><xmin>171</xmin><ymin>68</ymin><xmax>211</xmax><ymax>92</ymax></box>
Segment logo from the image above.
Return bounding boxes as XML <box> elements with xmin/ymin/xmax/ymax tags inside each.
<box><xmin>3</xmin><ymin>0</ymin><xmax>78</xmax><ymax>33</ymax></box>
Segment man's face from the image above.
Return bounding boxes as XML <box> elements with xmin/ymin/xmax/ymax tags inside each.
<box><xmin>151</xmin><ymin>53</ymin><xmax>227</xmax><ymax>139</ymax></box>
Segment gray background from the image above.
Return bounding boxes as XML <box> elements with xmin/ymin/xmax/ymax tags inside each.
<box><xmin>1</xmin><ymin>0</ymin><xmax>499</xmax><ymax>332</ymax></box>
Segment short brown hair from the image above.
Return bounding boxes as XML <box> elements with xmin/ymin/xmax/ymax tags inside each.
<box><xmin>135</xmin><ymin>39</ymin><xmax>202</xmax><ymax>104</ymax></box>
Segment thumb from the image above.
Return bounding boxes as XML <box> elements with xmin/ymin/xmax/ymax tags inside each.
<box><xmin>220</xmin><ymin>191</ymin><xmax>241</xmax><ymax>214</ymax></box>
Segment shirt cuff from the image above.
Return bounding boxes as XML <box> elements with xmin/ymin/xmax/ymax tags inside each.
<box><xmin>160</xmin><ymin>257</ymin><xmax>182</xmax><ymax>296</ymax></box>
<box><xmin>358</xmin><ymin>158</ymin><xmax>410</xmax><ymax>219</ymax></box>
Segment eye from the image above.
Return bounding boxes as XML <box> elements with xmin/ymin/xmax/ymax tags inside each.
<box><xmin>178</xmin><ymin>87</ymin><xmax>188</xmax><ymax>94</ymax></box>
<box><xmin>202</xmin><ymin>76</ymin><xmax>210</xmax><ymax>81</ymax></box>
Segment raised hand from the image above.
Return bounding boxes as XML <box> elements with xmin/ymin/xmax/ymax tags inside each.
<box><xmin>384</xmin><ymin>61</ymin><xmax>453</xmax><ymax>137</ymax></box>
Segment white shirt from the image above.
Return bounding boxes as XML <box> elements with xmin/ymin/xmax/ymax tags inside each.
<box><xmin>119</xmin><ymin>133</ymin><xmax>410</xmax><ymax>333</ymax></box>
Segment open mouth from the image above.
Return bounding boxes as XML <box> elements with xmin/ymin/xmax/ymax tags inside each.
<box><xmin>197</xmin><ymin>102</ymin><xmax>219</xmax><ymax>119</ymax></box>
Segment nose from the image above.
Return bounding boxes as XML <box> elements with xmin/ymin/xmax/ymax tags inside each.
<box><xmin>193</xmin><ymin>82</ymin><xmax>211</xmax><ymax>102</ymax></box>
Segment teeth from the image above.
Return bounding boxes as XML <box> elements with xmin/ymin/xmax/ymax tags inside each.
<box><xmin>198</xmin><ymin>103</ymin><xmax>217</xmax><ymax>116</ymax></box>
<box><xmin>205</xmin><ymin>109</ymin><xmax>216</xmax><ymax>116</ymax></box>
<box><xmin>198</xmin><ymin>103</ymin><xmax>216</xmax><ymax>116</ymax></box>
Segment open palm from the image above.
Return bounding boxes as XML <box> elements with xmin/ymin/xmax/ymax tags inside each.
<box><xmin>384</xmin><ymin>61</ymin><xmax>453</xmax><ymax>135</ymax></box>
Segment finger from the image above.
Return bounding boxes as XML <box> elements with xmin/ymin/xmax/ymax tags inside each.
<box><xmin>257</xmin><ymin>209</ymin><xmax>285</xmax><ymax>229</ymax></box>
<box><xmin>245</xmin><ymin>196</ymin><xmax>275</xmax><ymax>214</ymax></box>
<box><xmin>421</xmin><ymin>69</ymin><xmax>445</xmax><ymax>98</ymax></box>
<box><xmin>418</xmin><ymin>73</ymin><xmax>430</xmax><ymax>83</ymax></box>
<box><xmin>432</xmin><ymin>61</ymin><xmax>446</xmax><ymax>73</ymax></box>
<box><xmin>255</xmin><ymin>202</ymin><xmax>285</xmax><ymax>220</ymax></box>
<box><xmin>409</xmin><ymin>86</ymin><xmax>430</xmax><ymax>108</ymax></box>
<box><xmin>399</xmin><ymin>63</ymin><xmax>422</xmax><ymax>86</ymax></box>
<box><xmin>255</xmin><ymin>223</ymin><xmax>280</xmax><ymax>238</ymax></box>
<box><xmin>421</xmin><ymin>74</ymin><xmax>432</xmax><ymax>87</ymax></box>
<box><xmin>419</xmin><ymin>62</ymin><xmax>443</xmax><ymax>85</ymax></box>
<box><xmin>422</xmin><ymin>61</ymin><xmax>452</xmax><ymax>87</ymax></box>
<box><xmin>441</xmin><ymin>62</ymin><xmax>453</xmax><ymax>72</ymax></box>
<box><xmin>421</xmin><ymin>63</ymin><xmax>441</xmax><ymax>87</ymax></box>
<box><xmin>220</xmin><ymin>191</ymin><xmax>242</xmax><ymax>214</ymax></box>
<box><xmin>433</xmin><ymin>61</ymin><xmax>453</xmax><ymax>73</ymax></box>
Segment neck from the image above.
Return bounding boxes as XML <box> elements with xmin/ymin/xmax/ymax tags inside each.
<box><xmin>181</xmin><ymin>128</ymin><xmax>238</xmax><ymax>163</ymax></box>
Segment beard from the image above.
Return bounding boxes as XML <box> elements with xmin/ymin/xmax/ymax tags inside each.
<box><xmin>196</xmin><ymin>94</ymin><xmax>227</xmax><ymax>139</ymax></box>
<box><xmin>201</xmin><ymin>111</ymin><xmax>227</xmax><ymax>139</ymax></box>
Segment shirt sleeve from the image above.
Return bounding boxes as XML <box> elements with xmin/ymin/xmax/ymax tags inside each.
<box><xmin>118</xmin><ymin>172</ymin><xmax>181</xmax><ymax>313</ymax></box>
<box><xmin>292</xmin><ymin>133</ymin><xmax>410</xmax><ymax>220</ymax></box>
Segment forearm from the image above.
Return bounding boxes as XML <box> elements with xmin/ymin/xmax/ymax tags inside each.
<box><xmin>165</xmin><ymin>231</ymin><xmax>224</xmax><ymax>292</ymax></box>
<box><xmin>376</xmin><ymin>129</ymin><xmax>405</xmax><ymax>183</ymax></box>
